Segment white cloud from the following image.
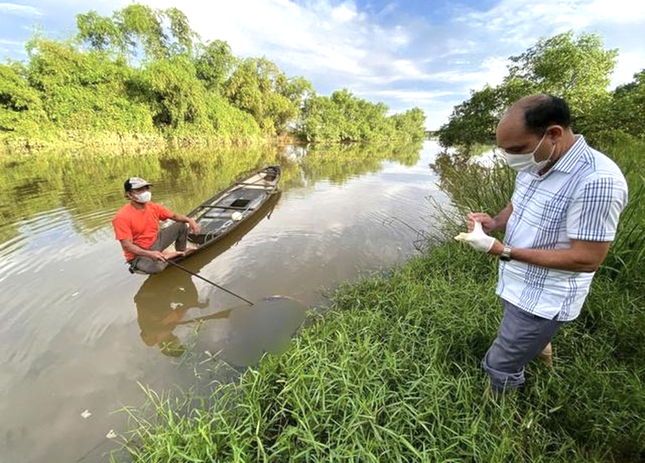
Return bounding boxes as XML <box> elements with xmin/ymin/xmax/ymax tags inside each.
<box><xmin>363</xmin><ymin>89</ymin><xmax>456</xmax><ymax>102</ymax></box>
<box><xmin>0</xmin><ymin>3</ymin><xmax>42</xmax><ymax>16</ymax></box>
<box><xmin>392</xmin><ymin>59</ymin><xmax>428</xmax><ymax>80</ymax></box>
<box><xmin>428</xmin><ymin>57</ymin><xmax>508</xmax><ymax>87</ymax></box>
<box><xmin>138</xmin><ymin>0</ymin><xmax>411</xmax><ymax>89</ymax></box>
<box><xmin>586</xmin><ymin>0</ymin><xmax>645</xmax><ymax>23</ymax></box>
<box><xmin>457</xmin><ymin>0</ymin><xmax>645</xmax><ymax>85</ymax></box>
<box><xmin>611</xmin><ymin>51</ymin><xmax>645</xmax><ymax>87</ymax></box>
<box><xmin>331</xmin><ymin>2</ymin><xmax>358</xmax><ymax>22</ymax></box>
<box><xmin>0</xmin><ymin>39</ymin><xmax>23</xmax><ymax>45</ymax></box>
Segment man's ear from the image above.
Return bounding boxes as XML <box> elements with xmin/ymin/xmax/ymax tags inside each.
<box><xmin>548</xmin><ymin>125</ymin><xmax>564</xmax><ymax>142</ymax></box>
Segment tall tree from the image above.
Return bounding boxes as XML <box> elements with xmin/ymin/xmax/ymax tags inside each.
<box><xmin>194</xmin><ymin>40</ymin><xmax>236</xmax><ymax>92</ymax></box>
<box><xmin>76</xmin><ymin>10</ymin><xmax>124</xmax><ymax>53</ymax></box>
<box><xmin>138</xmin><ymin>56</ymin><xmax>206</xmax><ymax>129</ymax></box>
<box><xmin>438</xmin><ymin>31</ymin><xmax>618</xmax><ymax>148</ymax></box>
<box><xmin>77</xmin><ymin>4</ymin><xmax>198</xmax><ymax>61</ymax></box>
<box><xmin>607</xmin><ymin>70</ymin><xmax>645</xmax><ymax>140</ymax></box>
<box><xmin>506</xmin><ymin>31</ymin><xmax>617</xmax><ymax>125</ymax></box>
<box><xmin>223</xmin><ymin>57</ymin><xmax>310</xmax><ymax>135</ymax></box>
<box><xmin>438</xmin><ymin>85</ymin><xmax>501</xmax><ymax>148</ymax></box>
<box><xmin>298</xmin><ymin>90</ymin><xmax>425</xmax><ymax>143</ymax></box>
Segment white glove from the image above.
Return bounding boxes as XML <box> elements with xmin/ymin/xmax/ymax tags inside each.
<box><xmin>454</xmin><ymin>221</ymin><xmax>496</xmax><ymax>253</ymax></box>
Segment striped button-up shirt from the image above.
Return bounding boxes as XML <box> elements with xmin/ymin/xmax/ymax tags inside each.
<box><xmin>497</xmin><ymin>135</ymin><xmax>628</xmax><ymax>321</ymax></box>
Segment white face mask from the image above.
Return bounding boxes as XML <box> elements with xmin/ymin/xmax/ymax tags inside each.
<box><xmin>133</xmin><ymin>191</ymin><xmax>152</xmax><ymax>203</ymax></box>
<box><xmin>502</xmin><ymin>132</ymin><xmax>556</xmax><ymax>172</ymax></box>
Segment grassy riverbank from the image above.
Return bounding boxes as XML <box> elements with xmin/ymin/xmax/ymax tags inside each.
<box><xmin>122</xmin><ymin>140</ymin><xmax>644</xmax><ymax>462</ymax></box>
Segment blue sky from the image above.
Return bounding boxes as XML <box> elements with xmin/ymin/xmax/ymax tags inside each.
<box><xmin>1</xmin><ymin>0</ymin><xmax>643</xmax><ymax>129</ymax></box>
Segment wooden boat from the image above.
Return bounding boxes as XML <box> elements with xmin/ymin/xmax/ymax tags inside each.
<box><xmin>126</xmin><ymin>166</ymin><xmax>280</xmax><ymax>274</ymax></box>
<box><xmin>175</xmin><ymin>165</ymin><xmax>281</xmax><ymax>258</ymax></box>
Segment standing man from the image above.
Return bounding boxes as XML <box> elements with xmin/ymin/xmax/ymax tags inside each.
<box><xmin>458</xmin><ymin>94</ymin><xmax>628</xmax><ymax>393</ymax></box>
<box><xmin>112</xmin><ymin>177</ymin><xmax>201</xmax><ymax>274</ymax></box>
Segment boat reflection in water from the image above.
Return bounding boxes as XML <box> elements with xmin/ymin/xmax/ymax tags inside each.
<box><xmin>133</xmin><ymin>193</ymin><xmax>306</xmax><ymax>364</ymax></box>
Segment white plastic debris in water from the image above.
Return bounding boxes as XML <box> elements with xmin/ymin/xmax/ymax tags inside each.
<box><xmin>81</xmin><ymin>409</ymin><xmax>91</xmax><ymax>419</ymax></box>
<box><xmin>106</xmin><ymin>430</ymin><xmax>117</xmax><ymax>439</ymax></box>
<box><xmin>179</xmin><ymin>287</ymin><xmax>185</xmax><ymax>292</ymax></box>
<box><xmin>170</xmin><ymin>302</ymin><xmax>184</xmax><ymax>310</ymax></box>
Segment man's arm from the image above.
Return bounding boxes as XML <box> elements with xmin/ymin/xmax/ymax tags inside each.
<box><xmin>492</xmin><ymin>202</ymin><xmax>513</xmax><ymax>232</ymax></box>
<box><xmin>490</xmin><ymin>239</ymin><xmax>611</xmax><ymax>273</ymax></box>
<box><xmin>170</xmin><ymin>213</ymin><xmax>200</xmax><ymax>234</ymax></box>
<box><xmin>120</xmin><ymin>239</ymin><xmax>166</xmax><ymax>261</ymax></box>
<box><xmin>476</xmin><ymin>176</ymin><xmax>625</xmax><ymax>272</ymax></box>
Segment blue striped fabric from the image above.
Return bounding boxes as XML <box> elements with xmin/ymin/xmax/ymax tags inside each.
<box><xmin>497</xmin><ymin>136</ymin><xmax>628</xmax><ymax>321</ymax></box>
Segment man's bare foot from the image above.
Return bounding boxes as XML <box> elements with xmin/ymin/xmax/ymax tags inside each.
<box><xmin>162</xmin><ymin>250</ymin><xmax>185</xmax><ymax>260</ymax></box>
<box><xmin>181</xmin><ymin>247</ymin><xmax>198</xmax><ymax>257</ymax></box>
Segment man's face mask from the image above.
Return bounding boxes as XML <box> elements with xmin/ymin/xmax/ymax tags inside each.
<box><xmin>502</xmin><ymin>131</ymin><xmax>556</xmax><ymax>172</ymax></box>
<box><xmin>132</xmin><ymin>190</ymin><xmax>152</xmax><ymax>203</ymax></box>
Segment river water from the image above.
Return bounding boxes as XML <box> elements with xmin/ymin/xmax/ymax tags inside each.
<box><xmin>0</xmin><ymin>141</ymin><xmax>448</xmax><ymax>462</ymax></box>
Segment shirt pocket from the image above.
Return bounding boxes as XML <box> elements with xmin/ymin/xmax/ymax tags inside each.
<box><xmin>532</xmin><ymin>194</ymin><xmax>571</xmax><ymax>242</ymax></box>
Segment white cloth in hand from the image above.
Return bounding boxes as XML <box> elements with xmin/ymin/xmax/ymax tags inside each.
<box><xmin>454</xmin><ymin>221</ymin><xmax>496</xmax><ymax>252</ymax></box>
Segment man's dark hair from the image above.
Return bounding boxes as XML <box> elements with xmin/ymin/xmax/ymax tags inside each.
<box><xmin>521</xmin><ymin>94</ymin><xmax>571</xmax><ymax>135</ymax></box>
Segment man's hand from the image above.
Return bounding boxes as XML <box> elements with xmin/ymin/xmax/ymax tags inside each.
<box><xmin>148</xmin><ymin>250</ymin><xmax>167</xmax><ymax>261</ymax></box>
<box><xmin>467</xmin><ymin>212</ymin><xmax>497</xmax><ymax>233</ymax></box>
<box><xmin>171</xmin><ymin>213</ymin><xmax>201</xmax><ymax>234</ymax></box>
<box><xmin>188</xmin><ymin>219</ymin><xmax>201</xmax><ymax>235</ymax></box>
<box><xmin>455</xmin><ymin>221</ymin><xmax>498</xmax><ymax>253</ymax></box>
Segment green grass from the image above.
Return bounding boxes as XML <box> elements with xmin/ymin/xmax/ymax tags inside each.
<box><xmin>120</xmin><ymin>140</ymin><xmax>645</xmax><ymax>462</ymax></box>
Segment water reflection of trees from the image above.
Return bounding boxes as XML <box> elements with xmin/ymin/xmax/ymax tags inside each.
<box><xmin>0</xmin><ymin>141</ymin><xmax>424</xmax><ymax>243</ymax></box>
<box><xmin>299</xmin><ymin>141</ymin><xmax>423</xmax><ymax>184</ymax></box>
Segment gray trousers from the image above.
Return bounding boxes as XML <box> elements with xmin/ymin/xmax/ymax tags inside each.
<box><xmin>130</xmin><ymin>222</ymin><xmax>188</xmax><ymax>274</ymax></box>
<box><xmin>482</xmin><ymin>299</ymin><xmax>564</xmax><ymax>392</ymax></box>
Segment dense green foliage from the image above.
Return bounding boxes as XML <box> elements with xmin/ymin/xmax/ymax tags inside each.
<box><xmin>0</xmin><ymin>63</ymin><xmax>48</xmax><ymax>135</ymax></box>
<box><xmin>26</xmin><ymin>40</ymin><xmax>156</xmax><ymax>133</ymax></box>
<box><xmin>598</xmin><ymin>70</ymin><xmax>645</xmax><ymax>142</ymax></box>
<box><xmin>121</xmin><ymin>139</ymin><xmax>644</xmax><ymax>462</ymax></box>
<box><xmin>437</xmin><ymin>31</ymin><xmax>644</xmax><ymax>149</ymax></box>
<box><xmin>297</xmin><ymin>89</ymin><xmax>426</xmax><ymax>143</ymax></box>
<box><xmin>0</xmin><ymin>4</ymin><xmax>425</xmax><ymax>151</ymax></box>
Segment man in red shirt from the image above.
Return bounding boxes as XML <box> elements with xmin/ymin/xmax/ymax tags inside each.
<box><xmin>112</xmin><ymin>177</ymin><xmax>201</xmax><ymax>274</ymax></box>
